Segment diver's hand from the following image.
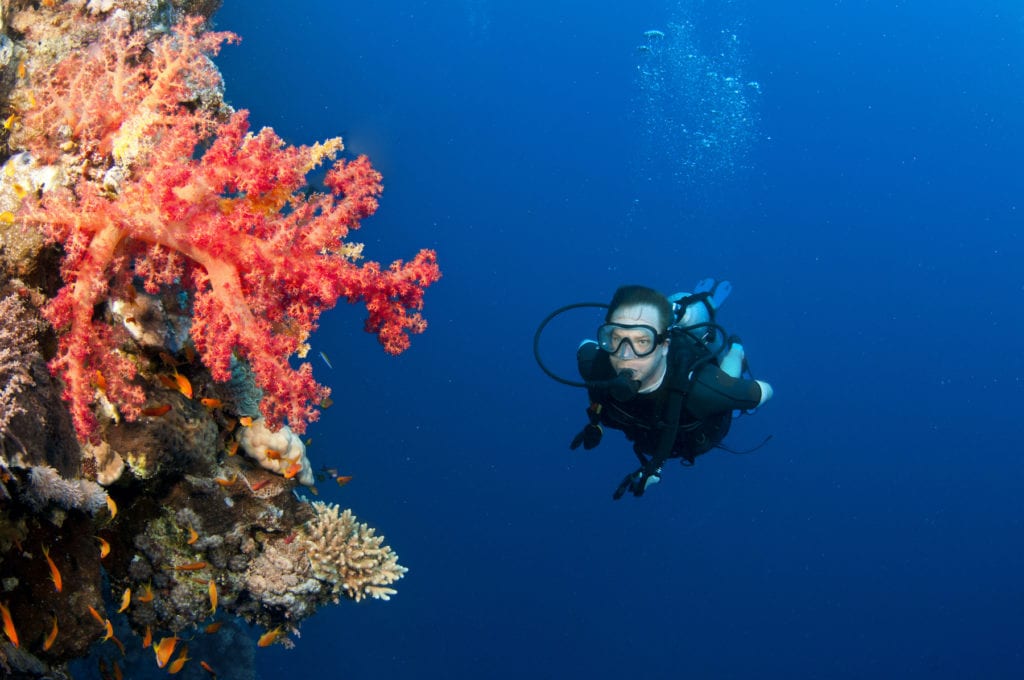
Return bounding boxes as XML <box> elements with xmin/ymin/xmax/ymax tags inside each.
<box><xmin>570</xmin><ymin>424</ymin><xmax>603</xmax><ymax>450</ymax></box>
<box><xmin>612</xmin><ymin>463</ymin><xmax>662</xmax><ymax>499</ymax></box>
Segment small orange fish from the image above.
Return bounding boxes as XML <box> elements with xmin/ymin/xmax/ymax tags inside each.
<box><xmin>137</xmin><ymin>582</ymin><xmax>154</xmax><ymax>603</ymax></box>
<box><xmin>283</xmin><ymin>462</ymin><xmax>303</xmax><ymax>480</ymax></box>
<box><xmin>159</xmin><ymin>352</ymin><xmax>180</xmax><ymax>368</ymax></box>
<box><xmin>96</xmin><ymin>536</ymin><xmax>111</xmax><ymax>559</ymax></box>
<box><xmin>250</xmin><ymin>479</ymin><xmax>271</xmax><ymax>491</ymax></box>
<box><xmin>0</xmin><ymin>601</ymin><xmax>16</xmax><ymax>648</ymax></box>
<box><xmin>154</xmin><ymin>635</ymin><xmax>178</xmax><ymax>668</ymax></box>
<box><xmin>239</xmin><ymin>416</ymin><xmax>254</xmax><ymax>427</ymax></box>
<box><xmin>167</xmin><ymin>562</ymin><xmax>208</xmax><ymax>571</ymax></box>
<box><xmin>226</xmin><ymin>440</ymin><xmax>239</xmax><ymax>456</ymax></box>
<box><xmin>102</xmin><ymin>618</ymin><xmax>114</xmax><ymax>642</ymax></box>
<box><xmin>142</xmin><ymin>404</ymin><xmax>172</xmax><ymax>417</ymax></box>
<box><xmin>94</xmin><ymin>370</ymin><xmax>107</xmax><ymax>393</ymax></box>
<box><xmin>265</xmin><ymin>449</ymin><xmax>282</xmax><ymax>460</ymax></box>
<box><xmin>87</xmin><ymin>606</ymin><xmax>105</xmax><ymax>625</ymax></box>
<box><xmin>257</xmin><ymin>626</ymin><xmax>285</xmax><ymax>647</ymax></box>
<box><xmin>16</xmin><ymin>59</ymin><xmax>26</xmax><ymax>79</ymax></box>
<box><xmin>117</xmin><ymin>588</ymin><xmax>131</xmax><ymax>613</ymax></box>
<box><xmin>0</xmin><ymin>211</ymin><xmax>14</xmax><ymax>225</ymax></box>
<box><xmin>112</xmin><ymin>660</ymin><xmax>123</xmax><ymax>680</ymax></box>
<box><xmin>142</xmin><ymin>625</ymin><xmax>153</xmax><ymax>648</ymax></box>
<box><xmin>42</xmin><ymin>546</ymin><xmax>62</xmax><ymax>592</ymax></box>
<box><xmin>3</xmin><ymin>113</ymin><xmax>18</xmax><ymax>130</ymax></box>
<box><xmin>187</xmin><ymin>526</ymin><xmax>199</xmax><ymax>545</ymax></box>
<box><xmin>110</xmin><ymin>633</ymin><xmax>126</xmax><ymax>657</ymax></box>
<box><xmin>204</xmin><ymin>621</ymin><xmax>222</xmax><ymax>634</ymax></box>
<box><xmin>214</xmin><ymin>474</ymin><xmax>238</xmax><ymax>487</ymax></box>
<box><xmin>200</xmin><ymin>660</ymin><xmax>218</xmax><ymax>678</ymax></box>
<box><xmin>200</xmin><ymin>398</ymin><xmax>223</xmax><ymax>408</ymax></box>
<box><xmin>106</xmin><ymin>496</ymin><xmax>117</xmax><ymax>519</ymax></box>
<box><xmin>175</xmin><ymin>374</ymin><xmax>193</xmax><ymax>399</ymax></box>
<box><xmin>168</xmin><ymin>645</ymin><xmax>190</xmax><ymax>674</ymax></box>
<box><xmin>42</xmin><ymin>615</ymin><xmax>58</xmax><ymax>651</ymax></box>
<box><xmin>158</xmin><ymin>374</ymin><xmax>179</xmax><ymax>390</ymax></box>
<box><xmin>336</xmin><ymin>475</ymin><xmax>353</xmax><ymax>487</ymax></box>
<box><xmin>208</xmin><ymin>580</ymin><xmax>218</xmax><ymax>615</ymax></box>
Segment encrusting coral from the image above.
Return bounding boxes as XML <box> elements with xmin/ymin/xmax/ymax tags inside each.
<box><xmin>0</xmin><ymin>1</ymin><xmax>433</xmax><ymax>677</ymax></box>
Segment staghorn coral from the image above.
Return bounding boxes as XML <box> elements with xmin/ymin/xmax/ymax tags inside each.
<box><xmin>300</xmin><ymin>501</ymin><xmax>408</xmax><ymax>603</ymax></box>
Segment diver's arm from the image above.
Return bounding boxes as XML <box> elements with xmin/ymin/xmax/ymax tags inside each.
<box><xmin>687</xmin><ymin>365</ymin><xmax>771</xmax><ymax>420</ymax></box>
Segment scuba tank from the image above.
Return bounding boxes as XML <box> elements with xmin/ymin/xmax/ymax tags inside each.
<box><xmin>667</xmin><ymin>278</ymin><xmax>733</xmax><ymax>360</ymax></box>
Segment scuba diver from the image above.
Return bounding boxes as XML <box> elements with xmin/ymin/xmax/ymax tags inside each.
<box><xmin>534</xmin><ymin>280</ymin><xmax>773</xmax><ymax>500</ymax></box>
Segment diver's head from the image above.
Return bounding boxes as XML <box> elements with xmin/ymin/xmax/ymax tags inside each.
<box><xmin>601</xmin><ymin>285</ymin><xmax>671</xmax><ymax>393</ymax></box>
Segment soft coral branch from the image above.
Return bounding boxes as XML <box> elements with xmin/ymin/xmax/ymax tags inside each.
<box><xmin>20</xmin><ymin>17</ymin><xmax>440</xmax><ymax>440</ymax></box>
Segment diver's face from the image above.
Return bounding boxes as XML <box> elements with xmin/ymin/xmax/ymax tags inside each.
<box><xmin>607</xmin><ymin>303</ymin><xmax>669</xmax><ymax>391</ymax></box>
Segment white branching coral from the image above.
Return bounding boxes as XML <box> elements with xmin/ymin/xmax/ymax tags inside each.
<box><xmin>21</xmin><ymin>465</ymin><xmax>109</xmax><ymax>514</ymax></box>
<box><xmin>300</xmin><ymin>501</ymin><xmax>408</xmax><ymax>603</ymax></box>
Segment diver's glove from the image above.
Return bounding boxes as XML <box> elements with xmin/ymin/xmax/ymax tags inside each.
<box><xmin>612</xmin><ymin>463</ymin><xmax>662</xmax><ymax>500</ymax></box>
<box><xmin>570</xmin><ymin>423</ymin><xmax>603</xmax><ymax>450</ymax></box>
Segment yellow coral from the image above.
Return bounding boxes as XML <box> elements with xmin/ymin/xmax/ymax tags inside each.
<box><xmin>300</xmin><ymin>501</ymin><xmax>407</xmax><ymax>603</ymax></box>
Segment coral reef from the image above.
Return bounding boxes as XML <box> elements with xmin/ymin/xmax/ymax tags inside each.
<box><xmin>0</xmin><ymin>1</ymin><xmax>435</xmax><ymax>677</ymax></box>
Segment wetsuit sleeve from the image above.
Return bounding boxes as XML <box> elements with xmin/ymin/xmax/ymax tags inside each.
<box><xmin>687</xmin><ymin>365</ymin><xmax>763</xmax><ymax>420</ymax></box>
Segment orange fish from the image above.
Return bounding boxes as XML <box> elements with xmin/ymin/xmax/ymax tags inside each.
<box><xmin>175</xmin><ymin>374</ymin><xmax>193</xmax><ymax>399</ymax></box>
<box><xmin>214</xmin><ymin>474</ymin><xmax>238</xmax><ymax>487</ymax></box>
<box><xmin>238</xmin><ymin>416</ymin><xmax>254</xmax><ymax>427</ymax></box>
<box><xmin>42</xmin><ymin>546</ymin><xmax>62</xmax><ymax>592</ymax></box>
<box><xmin>257</xmin><ymin>626</ymin><xmax>285</xmax><ymax>647</ymax></box>
<box><xmin>112</xmin><ymin>660</ymin><xmax>123</xmax><ymax>680</ymax></box>
<box><xmin>137</xmin><ymin>582</ymin><xmax>154</xmax><ymax>603</ymax></box>
<box><xmin>187</xmin><ymin>526</ymin><xmax>199</xmax><ymax>545</ymax></box>
<box><xmin>110</xmin><ymin>633</ymin><xmax>126</xmax><ymax>657</ymax></box>
<box><xmin>283</xmin><ymin>462</ymin><xmax>303</xmax><ymax>480</ymax></box>
<box><xmin>204</xmin><ymin>621</ymin><xmax>222</xmax><ymax>634</ymax></box>
<box><xmin>154</xmin><ymin>635</ymin><xmax>178</xmax><ymax>668</ymax></box>
<box><xmin>42</xmin><ymin>615</ymin><xmax>58</xmax><ymax>651</ymax></box>
<box><xmin>167</xmin><ymin>562</ymin><xmax>207</xmax><ymax>571</ymax></box>
<box><xmin>142</xmin><ymin>625</ymin><xmax>153</xmax><ymax>648</ymax></box>
<box><xmin>158</xmin><ymin>374</ymin><xmax>179</xmax><ymax>390</ymax></box>
<box><xmin>142</xmin><ymin>404</ymin><xmax>172</xmax><ymax>417</ymax></box>
<box><xmin>87</xmin><ymin>606</ymin><xmax>105</xmax><ymax>625</ymax></box>
<box><xmin>208</xmin><ymin>580</ymin><xmax>218</xmax><ymax>616</ymax></box>
<box><xmin>117</xmin><ymin>588</ymin><xmax>131</xmax><ymax>613</ymax></box>
<box><xmin>265</xmin><ymin>449</ymin><xmax>282</xmax><ymax>460</ymax></box>
<box><xmin>226</xmin><ymin>440</ymin><xmax>239</xmax><ymax>456</ymax></box>
<box><xmin>168</xmin><ymin>645</ymin><xmax>190</xmax><ymax>674</ymax></box>
<box><xmin>102</xmin><ymin>618</ymin><xmax>114</xmax><ymax>642</ymax></box>
<box><xmin>94</xmin><ymin>370</ymin><xmax>107</xmax><ymax>393</ymax></box>
<box><xmin>336</xmin><ymin>475</ymin><xmax>353</xmax><ymax>487</ymax></box>
<box><xmin>16</xmin><ymin>59</ymin><xmax>26</xmax><ymax>79</ymax></box>
<box><xmin>96</xmin><ymin>536</ymin><xmax>111</xmax><ymax>559</ymax></box>
<box><xmin>200</xmin><ymin>398</ymin><xmax>223</xmax><ymax>409</ymax></box>
<box><xmin>250</xmin><ymin>479</ymin><xmax>271</xmax><ymax>491</ymax></box>
<box><xmin>0</xmin><ymin>602</ymin><xmax>17</xmax><ymax>647</ymax></box>
<box><xmin>106</xmin><ymin>496</ymin><xmax>117</xmax><ymax>519</ymax></box>
<box><xmin>200</xmin><ymin>660</ymin><xmax>218</xmax><ymax>678</ymax></box>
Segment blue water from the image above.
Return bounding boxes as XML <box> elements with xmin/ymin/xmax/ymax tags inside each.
<box><xmin>213</xmin><ymin>1</ymin><xmax>1023</xmax><ymax>677</ymax></box>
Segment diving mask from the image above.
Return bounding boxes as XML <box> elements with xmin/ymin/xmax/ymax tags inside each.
<box><xmin>597</xmin><ymin>323</ymin><xmax>665</xmax><ymax>358</ymax></box>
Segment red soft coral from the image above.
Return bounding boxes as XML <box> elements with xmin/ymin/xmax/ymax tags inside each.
<box><xmin>21</xmin><ymin>17</ymin><xmax>441</xmax><ymax>441</ymax></box>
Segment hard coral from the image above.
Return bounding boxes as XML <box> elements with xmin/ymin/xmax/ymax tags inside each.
<box><xmin>300</xmin><ymin>501</ymin><xmax>408</xmax><ymax>603</ymax></box>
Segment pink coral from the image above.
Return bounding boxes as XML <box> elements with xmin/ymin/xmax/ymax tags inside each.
<box><xmin>20</xmin><ymin>17</ymin><xmax>441</xmax><ymax>441</ymax></box>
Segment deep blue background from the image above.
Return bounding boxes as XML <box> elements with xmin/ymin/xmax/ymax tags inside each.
<box><xmin>213</xmin><ymin>1</ymin><xmax>1023</xmax><ymax>678</ymax></box>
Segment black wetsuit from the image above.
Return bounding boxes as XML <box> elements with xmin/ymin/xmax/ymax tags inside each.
<box><xmin>577</xmin><ymin>335</ymin><xmax>763</xmax><ymax>463</ymax></box>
